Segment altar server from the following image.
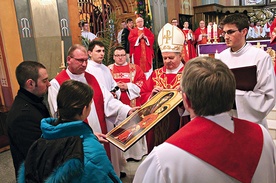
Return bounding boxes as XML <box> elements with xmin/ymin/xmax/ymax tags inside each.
<box><xmin>219</xmin><ymin>13</ymin><xmax>276</xmax><ymax>128</ymax></box>
<box><xmin>134</xmin><ymin>56</ymin><xmax>276</xmax><ymax>183</ymax></box>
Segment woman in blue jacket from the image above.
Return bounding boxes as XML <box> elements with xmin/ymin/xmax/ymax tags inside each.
<box><xmin>18</xmin><ymin>79</ymin><xmax>121</xmax><ymax>183</ymax></box>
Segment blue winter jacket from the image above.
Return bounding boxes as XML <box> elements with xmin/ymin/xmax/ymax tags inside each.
<box><xmin>18</xmin><ymin>117</ymin><xmax>121</xmax><ymax>183</ymax></box>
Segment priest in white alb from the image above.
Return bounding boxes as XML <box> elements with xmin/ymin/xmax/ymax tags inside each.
<box><xmin>48</xmin><ymin>44</ymin><xmax>135</xmax><ymax>177</ymax></box>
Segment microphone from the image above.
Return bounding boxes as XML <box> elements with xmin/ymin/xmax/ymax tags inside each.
<box><xmin>110</xmin><ymin>86</ymin><xmax>119</xmax><ymax>93</ymax></box>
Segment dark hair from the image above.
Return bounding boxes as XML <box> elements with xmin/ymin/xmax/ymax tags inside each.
<box><xmin>220</xmin><ymin>13</ymin><xmax>249</xmax><ymax>31</ymax></box>
<box><xmin>88</xmin><ymin>40</ymin><xmax>104</xmax><ymax>52</ymax></box>
<box><xmin>16</xmin><ymin>61</ymin><xmax>46</xmax><ymax>88</ymax></box>
<box><xmin>181</xmin><ymin>57</ymin><xmax>236</xmax><ymax>116</ymax></box>
<box><xmin>126</xmin><ymin>18</ymin><xmax>133</xmax><ymax>23</ymax></box>
<box><xmin>81</xmin><ymin>21</ymin><xmax>88</xmax><ymax>27</ymax></box>
<box><xmin>67</xmin><ymin>44</ymin><xmax>87</xmax><ymax>57</ymax></box>
<box><xmin>114</xmin><ymin>46</ymin><xmax>125</xmax><ymax>52</ymax></box>
<box><xmin>56</xmin><ymin>80</ymin><xmax>93</xmax><ymax>124</ymax></box>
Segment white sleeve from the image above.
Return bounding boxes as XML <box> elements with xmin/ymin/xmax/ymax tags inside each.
<box><xmin>111</xmin><ymin>77</ymin><xmax>121</xmax><ymax>99</ymax></box>
<box><xmin>235</xmin><ymin>53</ymin><xmax>276</xmax><ymax>123</ymax></box>
<box><xmin>134</xmin><ymin>37</ymin><xmax>140</xmax><ymax>46</ymax></box>
<box><xmin>261</xmin><ymin>28</ymin><xmax>266</xmax><ymax>37</ymax></box>
<box><xmin>133</xmin><ymin>148</ymin><xmax>166</xmax><ymax>183</ymax></box>
<box><xmin>101</xmin><ymin>84</ymin><xmax>131</xmax><ymax>125</ymax></box>
<box><xmin>47</xmin><ymin>79</ymin><xmax>60</xmax><ymax>117</ymax></box>
<box><xmin>144</xmin><ymin>37</ymin><xmax>150</xmax><ymax>46</ymax></box>
<box><xmin>126</xmin><ymin>82</ymin><xmax>140</xmax><ymax>100</ymax></box>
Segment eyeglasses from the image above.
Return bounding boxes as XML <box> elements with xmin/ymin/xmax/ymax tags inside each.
<box><xmin>70</xmin><ymin>57</ymin><xmax>88</xmax><ymax>63</ymax></box>
<box><xmin>222</xmin><ymin>29</ymin><xmax>239</xmax><ymax>36</ymax></box>
<box><xmin>114</xmin><ymin>54</ymin><xmax>126</xmax><ymax>57</ymax></box>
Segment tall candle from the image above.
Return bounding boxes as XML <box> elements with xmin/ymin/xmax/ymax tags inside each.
<box><xmin>207</xmin><ymin>24</ymin><xmax>211</xmax><ymax>40</ymax></box>
<box><xmin>213</xmin><ymin>22</ymin><xmax>217</xmax><ymax>38</ymax></box>
<box><xmin>61</xmin><ymin>40</ymin><xmax>65</xmax><ymax>67</ymax></box>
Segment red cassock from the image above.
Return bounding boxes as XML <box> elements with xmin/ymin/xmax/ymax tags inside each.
<box><xmin>128</xmin><ymin>27</ymin><xmax>155</xmax><ymax>72</ymax></box>
<box><xmin>109</xmin><ymin>63</ymin><xmax>145</xmax><ymax>107</ymax></box>
<box><xmin>194</xmin><ymin>27</ymin><xmax>207</xmax><ymax>44</ymax></box>
<box><xmin>141</xmin><ymin>66</ymin><xmax>190</xmax><ymax>152</ymax></box>
<box><xmin>270</xmin><ymin>18</ymin><xmax>276</xmax><ymax>44</ymax></box>
<box><xmin>181</xmin><ymin>29</ymin><xmax>196</xmax><ymax>62</ymax></box>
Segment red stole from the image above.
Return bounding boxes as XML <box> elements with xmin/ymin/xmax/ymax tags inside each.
<box><xmin>153</xmin><ymin>66</ymin><xmax>183</xmax><ymax>89</ymax></box>
<box><xmin>138</xmin><ymin>29</ymin><xmax>147</xmax><ymax>72</ymax></box>
<box><xmin>55</xmin><ymin>70</ymin><xmax>111</xmax><ymax>158</ymax></box>
<box><xmin>166</xmin><ymin>117</ymin><xmax>263</xmax><ymax>183</ymax></box>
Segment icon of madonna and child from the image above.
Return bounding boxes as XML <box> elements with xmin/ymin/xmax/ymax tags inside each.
<box><xmin>109</xmin><ymin>91</ymin><xmax>175</xmax><ymax>146</ymax></box>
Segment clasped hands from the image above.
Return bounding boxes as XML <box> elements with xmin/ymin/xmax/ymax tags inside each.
<box><xmin>139</xmin><ymin>33</ymin><xmax>147</xmax><ymax>40</ymax></box>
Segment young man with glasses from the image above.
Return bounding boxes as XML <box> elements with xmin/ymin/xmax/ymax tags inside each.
<box><xmin>219</xmin><ymin>13</ymin><xmax>276</xmax><ymax>128</ymax></box>
<box><xmin>108</xmin><ymin>46</ymin><xmax>147</xmax><ymax>162</ymax></box>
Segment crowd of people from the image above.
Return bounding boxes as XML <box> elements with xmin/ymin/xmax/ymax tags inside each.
<box><xmin>6</xmin><ymin>13</ymin><xmax>276</xmax><ymax>182</ymax></box>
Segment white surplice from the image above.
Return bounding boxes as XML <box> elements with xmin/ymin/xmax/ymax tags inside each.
<box><xmin>86</xmin><ymin>60</ymin><xmax>121</xmax><ymax>100</ymax></box>
<box><xmin>133</xmin><ymin>113</ymin><xmax>276</xmax><ymax>183</ymax></box>
<box><xmin>48</xmin><ymin>69</ymin><xmax>131</xmax><ymax>176</ymax></box>
<box><xmin>219</xmin><ymin>43</ymin><xmax>276</xmax><ymax>128</ymax></box>
<box><xmin>85</xmin><ymin>60</ymin><xmax>129</xmax><ymax>175</ymax></box>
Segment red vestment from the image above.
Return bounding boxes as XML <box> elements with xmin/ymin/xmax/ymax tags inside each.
<box><xmin>141</xmin><ymin>66</ymin><xmax>189</xmax><ymax>152</ymax></box>
<box><xmin>109</xmin><ymin>63</ymin><xmax>146</xmax><ymax>107</ymax></box>
<box><xmin>128</xmin><ymin>27</ymin><xmax>154</xmax><ymax>72</ymax></box>
<box><xmin>194</xmin><ymin>27</ymin><xmax>207</xmax><ymax>44</ymax></box>
<box><xmin>167</xmin><ymin>116</ymin><xmax>263</xmax><ymax>183</ymax></box>
<box><xmin>270</xmin><ymin>18</ymin><xmax>276</xmax><ymax>44</ymax></box>
<box><xmin>141</xmin><ymin>66</ymin><xmax>184</xmax><ymax>103</ymax></box>
<box><xmin>218</xmin><ymin>27</ymin><xmax>224</xmax><ymax>42</ymax></box>
<box><xmin>181</xmin><ymin>29</ymin><xmax>196</xmax><ymax>62</ymax></box>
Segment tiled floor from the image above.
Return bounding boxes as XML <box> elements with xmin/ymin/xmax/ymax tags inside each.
<box><xmin>0</xmin><ymin>149</ymin><xmax>142</xmax><ymax>183</ymax></box>
<box><xmin>0</xmin><ymin>149</ymin><xmax>16</xmax><ymax>183</ymax></box>
<box><xmin>121</xmin><ymin>158</ymin><xmax>145</xmax><ymax>183</ymax></box>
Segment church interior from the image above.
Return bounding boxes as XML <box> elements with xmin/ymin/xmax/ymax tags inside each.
<box><xmin>1</xmin><ymin>0</ymin><xmax>276</xmax><ymax>182</ymax></box>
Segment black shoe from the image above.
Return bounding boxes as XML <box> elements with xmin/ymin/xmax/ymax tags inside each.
<box><xmin>120</xmin><ymin>172</ymin><xmax>127</xmax><ymax>178</ymax></box>
<box><xmin>126</xmin><ymin>158</ymin><xmax>140</xmax><ymax>162</ymax></box>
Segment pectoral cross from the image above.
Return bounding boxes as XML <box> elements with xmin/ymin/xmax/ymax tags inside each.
<box><xmin>163</xmin><ymin>30</ymin><xmax>172</xmax><ymax>44</ymax></box>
